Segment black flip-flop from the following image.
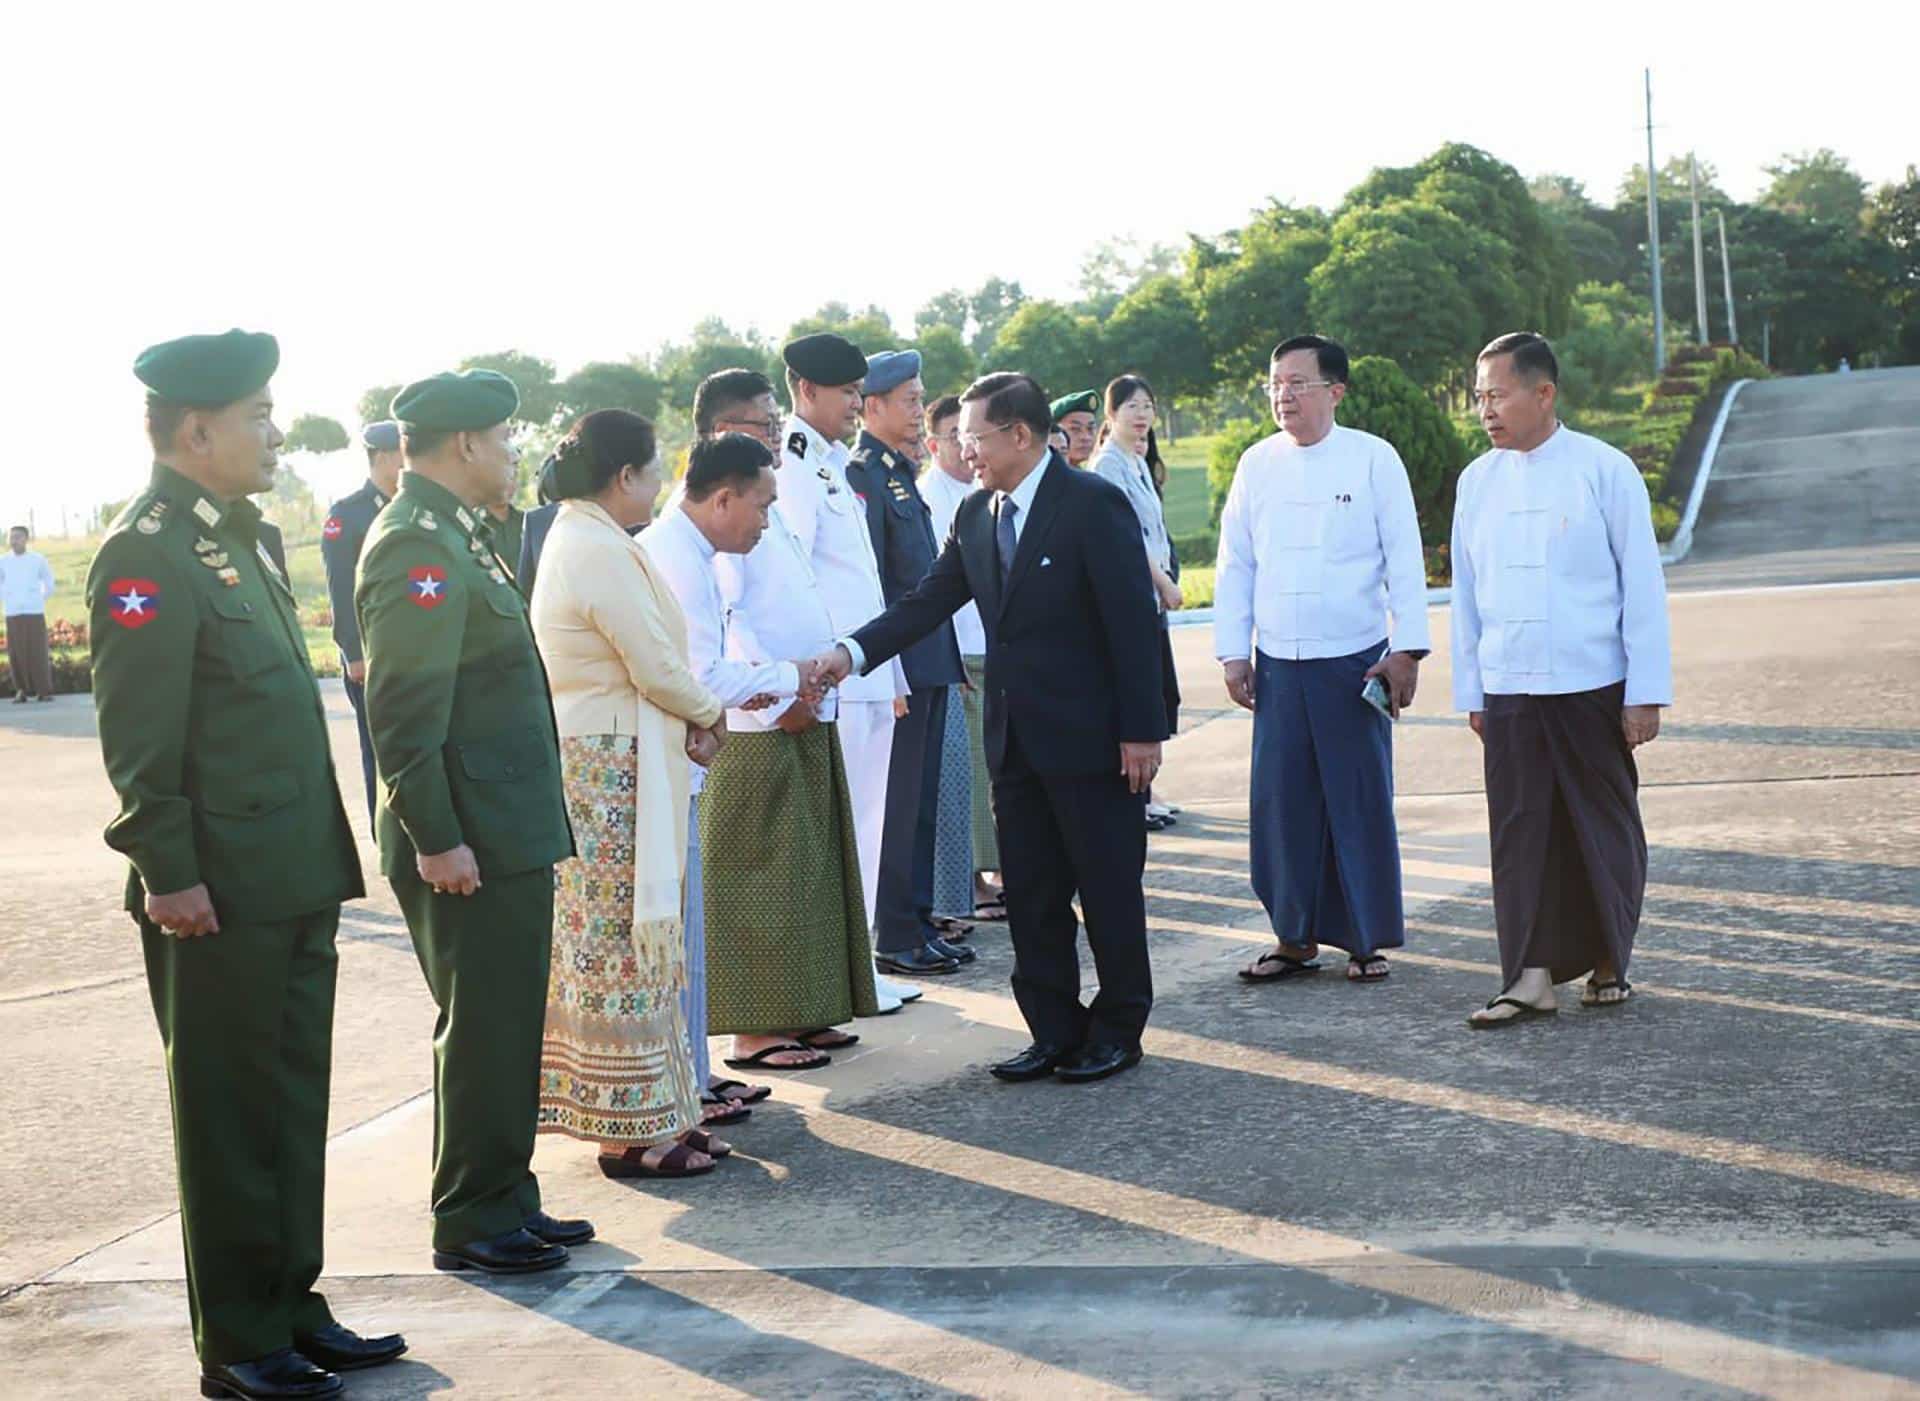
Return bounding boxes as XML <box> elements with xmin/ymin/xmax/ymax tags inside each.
<box><xmin>724</xmin><ymin>1042</ymin><xmax>832</xmax><ymax>1070</ymax></box>
<box><xmin>932</xmin><ymin>916</ymin><xmax>973</xmax><ymax>941</ymax></box>
<box><xmin>1347</xmin><ymin>955</ymin><xmax>1391</xmax><ymax>982</ymax></box>
<box><xmin>707</xmin><ymin>1078</ymin><xmax>772</xmax><ymax>1105</ymax></box>
<box><xmin>972</xmin><ymin>897</ymin><xmax>1008</xmax><ymax>922</ymax></box>
<box><xmin>1582</xmin><ymin>978</ymin><xmax>1632</xmax><ymax>1009</ymax></box>
<box><xmin>1238</xmin><ymin>951</ymin><xmax>1321</xmax><ymax>982</ymax></box>
<box><xmin>1468</xmin><ymin>996</ymin><xmax>1558</xmax><ymax>1029</ymax></box>
<box><xmin>796</xmin><ymin>1028</ymin><xmax>859</xmax><ymax>1050</ymax></box>
<box><xmin>699</xmin><ymin>1093</ymin><xmax>752</xmax><ymax>1126</ymax></box>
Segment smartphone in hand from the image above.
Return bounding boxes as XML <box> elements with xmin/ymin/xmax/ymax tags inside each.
<box><xmin>1361</xmin><ymin>674</ymin><xmax>1396</xmax><ymax>722</ymax></box>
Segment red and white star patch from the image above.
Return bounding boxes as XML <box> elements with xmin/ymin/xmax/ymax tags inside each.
<box><xmin>408</xmin><ymin>565</ymin><xmax>448</xmax><ymax>609</ymax></box>
<box><xmin>108</xmin><ymin>578</ymin><xmax>160</xmax><ymax>629</ymax></box>
<box><xmin>322</xmin><ymin>516</ymin><xmax>343</xmax><ymax>540</ymax></box>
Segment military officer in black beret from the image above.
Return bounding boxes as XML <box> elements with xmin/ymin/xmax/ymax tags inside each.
<box><xmin>320</xmin><ymin>420</ymin><xmax>404</xmax><ymax>825</ymax></box>
<box><xmin>356</xmin><ymin>369</ymin><xmax>589</xmax><ymax>1276</ymax></box>
<box><xmin>88</xmin><ymin>330</ymin><xmax>404</xmax><ymax>1400</ymax></box>
<box><xmin>845</xmin><ymin>350</ymin><xmax>973</xmax><ymax>975</ymax></box>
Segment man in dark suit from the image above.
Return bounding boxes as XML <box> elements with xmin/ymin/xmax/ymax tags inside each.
<box><xmin>816</xmin><ymin>372</ymin><xmax>1167</xmax><ymax>1083</ymax></box>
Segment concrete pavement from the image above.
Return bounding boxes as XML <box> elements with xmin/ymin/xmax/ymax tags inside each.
<box><xmin>3</xmin><ymin>371</ymin><xmax>1918</xmax><ymax>1397</ymax></box>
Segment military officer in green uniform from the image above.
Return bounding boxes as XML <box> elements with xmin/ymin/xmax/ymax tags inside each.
<box><xmin>355</xmin><ymin>368</ymin><xmax>589</xmax><ymax>1274</ymax></box>
<box><xmin>88</xmin><ymin>330</ymin><xmax>405</xmax><ymax>1401</ymax></box>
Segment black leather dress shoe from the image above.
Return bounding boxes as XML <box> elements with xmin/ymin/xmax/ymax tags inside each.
<box><xmin>1055</xmin><ymin>1042</ymin><xmax>1143</xmax><ymax>1083</ymax></box>
<box><xmin>929</xmin><ymin>935</ymin><xmax>977</xmax><ymax>964</ymax></box>
<box><xmin>293</xmin><ymin>1323</ymin><xmax>407</xmax><ymax>1372</ymax></box>
<box><xmin>989</xmin><ymin>1043</ymin><xmax>1073</xmax><ymax>1082</ymax></box>
<box><xmin>525</xmin><ymin>1209</ymin><xmax>596</xmax><ymax>1246</ymax></box>
<box><xmin>432</xmin><ymin>1226</ymin><xmax>568</xmax><ymax>1274</ymax></box>
<box><xmin>876</xmin><ymin>943</ymin><xmax>960</xmax><ymax>975</ymax></box>
<box><xmin>200</xmin><ymin>1348</ymin><xmax>341</xmax><ymax>1399</ymax></box>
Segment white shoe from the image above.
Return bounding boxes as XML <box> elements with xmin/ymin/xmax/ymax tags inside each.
<box><xmin>1145</xmin><ymin>801</ymin><xmax>1172</xmax><ymax>819</ymax></box>
<box><xmin>873</xmin><ymin>987</ymin><xmax>904</xmax><ymax>1014</ymax></box>
<box><xmin>873</xmin><ymin>971</ymin><xmax>923</xmax><ymax>1004</ymax></box>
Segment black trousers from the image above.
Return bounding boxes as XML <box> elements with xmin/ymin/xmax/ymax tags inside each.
<box><xmin>342</xmin><ymin>674</ymin><xmax>377</xmax><ymax>828</ymax></box>
<box><xmin>990</xmin><ymin>723</ymin><xmax>1153</xmax><ymax>1048</ymax></box>
<box><xmin>874</xmin><ymin>686</ymin><xmax>948</xmax><ymax>954</ymax></box>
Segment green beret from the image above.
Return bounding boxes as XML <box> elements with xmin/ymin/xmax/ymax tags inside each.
<box><xmin>133</xmin><ymin>329</ymin><xmax>279</xmax><ymax>404</ymax></box>
<box><xmin>1049</xmin><ymin>389</ymin><xmax>1099</xmax><ymax>423</ymax></box>
<box><xmin>390</xmin><ymin>369</ymin><xmax>520</xmax><ymax>431</ymax></box>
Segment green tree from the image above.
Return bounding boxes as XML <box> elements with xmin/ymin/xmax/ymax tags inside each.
<box><xmin>915</xmin><ymin>288</ymin><xmax>971</xmax><ymax>336</ymax></box>
<box><xmin>914</xmin><ymin>323</ymin><xmax>976</xmax><ymax>397</ymax></box>
<box><xmin>1336</xmin><ymin>355</ymin><xmax>1469</xmax><ymax>539</ymax></box>
<box><xmin>458</xmin><ymin>350</ymin><xmax>562</xmax><ymax>427</ymax></box>
<box><xmin>1865</xmin><ymin>166</ymin><xmax>1920</xmax><ymax>362</ymax></box>
<box><xmin>1556</xmin><ymin>282</ymin><xmax>1656</xmax><ymax>407</ymax></box>
<box><xmin>1078</xmin><ymin>237</ymin><xmax>1180</xmax><ymax>316</ymax></box>
<box><xmin>655</xmin><ymin>319</ymin><xmax>782</xmax><ymax>411</ymax></box>
<box><xmin>1531</xmin><ymin>173</ymin><xmax>1634</xmax><ymax>289</ymax></box>
<box><xmin>1761</xmin><ymin>149</ymin><xmax>1867</xmax><ymax>228</ymax></box>
<box><xmin>356</xmin><ymin>383</ymin><xmax>403</xmax><ymax>427</ymax></box>
<box><xmin>983</xmin><ymin>300</ymin><xmax>1102</xmax><ymax>397</ymax></box>
<box><xmin>1103</xmin><ymin>275</ymin><xmax>1212</xmax><ymax>411</ymax></box>
<box><xmin>1721</xmin><ymin>205</ymin><xmax>1895</xmax><ymax>369</ymax></box>
<box><xmin>557</xmin><ymin>361</ymin><xmax>663</xmax><ymax>421</ymax></box>
<box><xmin>1306</xmin><ymin>199</ymin><xmax>1498</xmax><ymax>390</ymax></box>
<box><xmin>966</xmin><ymin>277</ymin><xmax>1026</xmax><ymax>357</ymax></box>
<box><xmin>1207</xmin><ymin>417</ymin><xmax>1268</xmax><ymax>526</ymax></box>
<box><xmin>1616</xmin><ymin>155</ymin><xmax>1728</xmax><ymax>207</ymax></box>
<box><xmin>786</xmin><ymin>301</ymin><xmax>901</xmax><ymax>354</ymax></box>
<box><xmin>1405</xmin><ymin>143</ymin><xmax>1571</xmax><ymax>334</ymax></box>
<box><xmin>1189</xmin><ymin>202</ymin><xmax>1330</xmax><ymax>387</ymax></box>
<box><xmin>283</xmin><ymin>414</ymin><xmax>349</xmax><ymax>455</ymax></box>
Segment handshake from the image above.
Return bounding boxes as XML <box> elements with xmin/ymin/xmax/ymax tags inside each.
<box><xmin>736</xmin><ymin>645</ymin><xmax>855</xmax><ymax>717</ymax></box>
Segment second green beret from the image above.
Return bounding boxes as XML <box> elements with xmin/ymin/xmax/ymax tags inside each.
<box><xmin>391</xmin><ymin>369</ymin><xmax>520</xmax><ymax>431</ymax></box>
<box><xmin>1049</xmin><ymin>389</ymin><xmax>1099</xmax><ymax>423</ymax></box>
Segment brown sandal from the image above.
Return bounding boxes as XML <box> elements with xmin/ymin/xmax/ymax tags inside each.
<box><xmin>598</xmin><ymin>1143</ymin><xmax>713</xmax><ymax>1179</ymax></box>
<box><xmin>679</xmin><ymin>1129</ymin><xmax>732</xmax><ymax>1159</ymax></box>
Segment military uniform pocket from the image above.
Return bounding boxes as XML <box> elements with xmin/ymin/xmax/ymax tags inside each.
<box><xmin>200</xmin><ymin>766</ymin><xmax>302</xmax><ymax>818</ymax></box>
<box><xmin>455</xmin><ymin>725</ymin><xmax>551</xmax><ymax>782</ymax></box>
<box><xmin>201</xmin><ymin>592</ymin><xmax>282</xmax><ymax>680</ymax></box>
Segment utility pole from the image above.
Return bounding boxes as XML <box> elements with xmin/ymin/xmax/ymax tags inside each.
<box><xmin>1689</xmin><ymin>154</ymin><xmax>1709</xmax><ymax>345</ymax></box>
<box><xmin>1716</xmin><ymin>208</ymin><xmax>1738</xmax><ymax>346</ymax></box>
<box><xmin>1644</xmin><ymin>70</ymin><xmax>1666</xmax><ymax>375</ymax></box>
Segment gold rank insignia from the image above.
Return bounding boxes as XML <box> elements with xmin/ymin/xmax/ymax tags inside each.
<box><xmin>193</xmin><ymin>537</ymin><xmax>219</xmax><ymax>555</ymax></box>
<box><xmin>136</xmin><ymin>501</ymin><xmax>169</xmax><ymax>534</ymax></box>
<box><xmin>198</xmin><ymin>551</ymin><xmax>230</xmax><ymax>569</ymax></box>
<box><xmin>417</xmin><ymin>511</ymin><xmax>438</xmax><ymax>531</ymax></box>
<box><xmin>455</xmin><ymin>507</ymin><xmax>475</xmax><ymax>532</ymax></box>
<box><xmin>192</xmin><ymin>498</ymin><xmax>222</xmax><ymax>528</ymax></box>
<box><xmin>216</xmin><ymin>567</ymin><xmax>241</xmax><ymax>587</ymax></box>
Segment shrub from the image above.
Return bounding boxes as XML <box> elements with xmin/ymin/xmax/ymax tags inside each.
<box><xmin>1207</xmin><ymin>417</ymin><xmax>1270</xmax><ymax>527</ymax></box>
<box><xmin>1339</xmin><ymin>356</ymin><xmax>1470</xmax><ymax>540</ymax></box>
<box><xmin>1650</xmin><ymin>501</ymin><xmax>1680</xmax><ymax>541</ymax></box>
<box><xmin>0</xmin><ymin>648</ymin><xmax>91</xmax><ymax>696</ymax></box>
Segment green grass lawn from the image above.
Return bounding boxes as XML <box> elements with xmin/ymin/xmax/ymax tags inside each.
<box><xmin>1159</xmin><ymin>432</ymin><xmax>1218</xmax><ymax>541</ymax></box>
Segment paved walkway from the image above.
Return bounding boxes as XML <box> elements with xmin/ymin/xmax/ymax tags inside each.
<box><xmin>3</xmin><ymin>373</ymin><xmax>1918</xmax><ymax>1396</ymax></box>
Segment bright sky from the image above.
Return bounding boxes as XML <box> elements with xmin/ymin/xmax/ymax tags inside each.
<box><xmin>5</xmin><ymin>0</ymin><xmax>1912</xmax><ymax>530</ymax></box>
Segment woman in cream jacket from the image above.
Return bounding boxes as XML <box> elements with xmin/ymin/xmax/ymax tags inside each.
<box><xmin>529</xmin><ymin>411</ymin><xmax>731</xmax><ymax>1179</ymax></box>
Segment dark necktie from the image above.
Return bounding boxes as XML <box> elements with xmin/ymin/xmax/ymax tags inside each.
<box><xmin>996</xmin><ymin>496</ymin><xmax>1018</xmax><ymax>590</ymax></box>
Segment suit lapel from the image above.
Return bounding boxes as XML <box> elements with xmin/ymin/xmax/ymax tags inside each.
<box><xmin>1000</xmin><ymin>453</ymin><xmax>1065</xmax><ymax>614</ymax></box>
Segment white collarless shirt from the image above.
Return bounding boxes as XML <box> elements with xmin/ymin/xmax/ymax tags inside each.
<box><xmin>777</xmin><ymin>413</ymin><xmax>905</xmax><ymax>702</ymax></box>
<box><xmin>639</xmin><ymin>506</ymin><xmax>800</xmax><ymax>785</ymax></box>
<box><xmin>710</xmin><ymin>494</ymin><xmax>842</xmax><ymax>732</ymax></box>
<box><xmin>1213</xmin><ymin>425</ymin><xmax>1431</xmax><ymax>662</ymax></box>
<box><xmin>918</xmin><ymin>464</ymin><xmax>986</xmax><ymax>655</ymax></box>
<box><xmin>1449</xmin><ymin>424</ymin><xmax>1673</xmax><ymax>709</ymax></box>
<box><xmin>0</xmin><ymin>550</ymin><xmax>55</xmax><ymax>616</ymax></box>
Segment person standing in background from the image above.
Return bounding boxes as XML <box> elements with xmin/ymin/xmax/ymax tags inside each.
<box><xmin>2</xmin><ymin>525</ymin><xmax>56</xmax><ymax>702</ymax></box>
<box><xmin>320</xmin><ymin>420</ymin><xmax>404</xmax><ymax>824</ymax></box>
<box><xmin>1049</xmin><ymin>390</ymin><xmax>1099</xmax><ymax>469</ymax></box>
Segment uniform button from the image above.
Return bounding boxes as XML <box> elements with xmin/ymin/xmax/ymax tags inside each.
<box><xmin>505</xmin><ymin>765</ymin><xmax>517</xmax><ymax>776</ymax></box>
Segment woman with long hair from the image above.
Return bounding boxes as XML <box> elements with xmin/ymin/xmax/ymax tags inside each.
<box><xmin>1089</xmin><ymin>376</ymin><xmax>1184</xmax><ymax>829</ymax></box>
<box><xmin>529</xmin><ymin>410</ymin><xmax>734</xmax><ymax>1179</ymax></box>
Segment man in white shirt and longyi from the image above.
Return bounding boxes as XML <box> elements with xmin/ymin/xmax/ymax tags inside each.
<box><xmin>2</xmin><ymin>524</ymin><xmax>57</xmax><ymax>702</ymax></box>
<box><xmin>1214</xmin><ymin>335</ymin><xmax>1431</xmax><ymax>987</ymax></box>
<box><xmin>1452</xmin><ymin>332</ymin><xmax>1672</xmax><ymax>1027</ymax></box>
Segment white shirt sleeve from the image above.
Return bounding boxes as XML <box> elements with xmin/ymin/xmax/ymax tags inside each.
<box><xmin>38</xmin><ymin>555</ymin><xmax>54</xmax><ymax>603</ymax></box>
<box><xmin>775</xmin><ymin>464</ymin><xmax>822</xmax><ymax>559</ymax></box>
<box><xmin>1373</xmin><ymin>442</ymin><xmax>1431</xmax><ymax>654</ymax></box>
<box><xmin>1211</xmin><ymin>447</ymin><xmax>1257</xmax><ymax>662</ymax></box>
<box><xmin>1449</xmin><ymin>474</ymin><xmax>1486</xmax><ymax>712</ymax></box>
<box><xmin>1605</xmin><ymin>459</ymin><xmax>1675</xmax><ymax>707</ymax></box>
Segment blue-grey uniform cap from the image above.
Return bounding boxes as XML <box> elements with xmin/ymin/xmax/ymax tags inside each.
<box><xmin>361</xmin><ymin>420</ymin><xmax>401</xmax><ymax>452</ymax></box>
<box><xmin>862</xmin><ymin>349</ymin><xmax>923</xmax><ymax>396</ymax></box>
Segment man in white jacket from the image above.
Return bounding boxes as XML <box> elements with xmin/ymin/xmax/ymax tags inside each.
<box><xmin>1450</xmin><ymin>332</ymin><xmax>1672</xmax><ymax>1027</ymax></box>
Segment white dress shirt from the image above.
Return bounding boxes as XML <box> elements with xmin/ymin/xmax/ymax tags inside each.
<box><xmin>711</xmin><ymin>494</ymin><xmax>842</xmax><ymax>733</ymax></box>
<box><xmin>1449</xmin><ymin>423</ymin><xmax>1673</xmax><ymax>709</ymax></box>
<box><xmin>778</xmin><ymin>414</ymin><xmax>906</xmax><ymax>702</ymax></box>
<box><xmin>917</xmin><ymin>464</ymin><xmax>986</xmax><ymax>655</ymax></box>
<box><xmin>1213</xmin><ymin>425</ymin><xmax>1432</xmax><ymax>662</ymax></box>
<box><xmin>0</xmin><ymin>550</ymin><xmax>54</xmax><ymax>616</ymax></box>
<box><xmin>639</xmin><ymin>506</ymin><xmax>799</xmax><ymax>788</ymax></box>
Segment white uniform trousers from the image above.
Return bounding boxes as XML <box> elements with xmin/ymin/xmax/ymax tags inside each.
<box><xmin>837</xmin><ymin>699</ymin><xmax>897</xmax><ymax>937</ymax></box>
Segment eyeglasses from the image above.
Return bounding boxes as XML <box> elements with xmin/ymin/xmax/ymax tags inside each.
<box><xmin>930</xmin><ymin>430</ymin><xmax>961</xmax><ymax>445</ymax></box>
<box><xmin>719</xmin><ymin>415</ymin><xmax>782</xmax><ymax>437</ymax></box>
<box><xmin>957</xmin><ymin>422</ymin><xmax>1018</xmax><ymax>451</ymax></box>
<box><xmin>1267</xmin><ymin>378</ymin><xmax>1333</xmax><ymax>397</ymax></box>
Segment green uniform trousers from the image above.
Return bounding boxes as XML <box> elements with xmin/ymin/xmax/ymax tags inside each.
<box><xmin>141</xmin><ymin>907</ymin><xmax>340</xmax><ymax>1367</ymax></box>
<box><xmin>391</xmin><ymin>863</ymin><xmax>550</xmax><ymax>1248</ymax></box>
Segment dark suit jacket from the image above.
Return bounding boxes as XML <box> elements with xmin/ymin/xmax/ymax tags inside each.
<box><xmin>319</xmin><ymin>480</ymin><xmax>384</xmax><ymax>663</ymax></box>
<box><xmin>516</xmin><ymin>502</ymin><xmax>559</xmax><ymax>602</ymax></box>
<box><xmin>851</xmin><ymin>452</ymin><xmax>1167</xmax><ymax>778</ymax></box>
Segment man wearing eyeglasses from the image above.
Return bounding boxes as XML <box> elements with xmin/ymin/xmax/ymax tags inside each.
<box><xmin>812</xmin><ymin>372</ymin><xmax>1168</xmax><ymax>1084</ymax></box>
<box><xmin>1214</xmin><ymin>334</ymin><xmax>1431</xmax><ymax>990</ymax></box>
